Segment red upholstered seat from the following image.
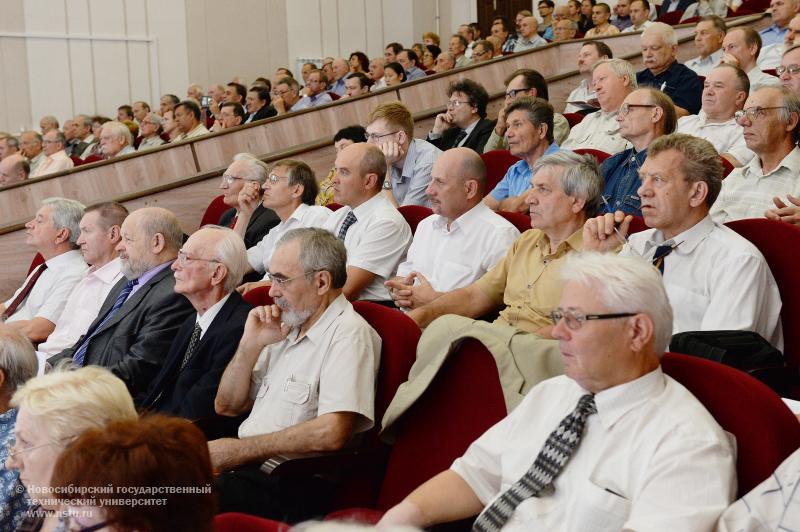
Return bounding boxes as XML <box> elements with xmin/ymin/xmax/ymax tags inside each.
<box><xmin>496</xmin><ymin>210</ymin><xmax>532</xmax><ymax>233</ymax></box>
<box><xmin>81</xmin><ymin>154</ymin><xmax>104</xmax><ymax>165</ymax></box>
<box><xmin>573</xmin><ymin>148</ymin><xmax>611</xmax><ymax>163</ymax></box>
<box><xmin>480</xmin><ymin>150</ymin><xmax>520</xmax><ymax>195</ymax></box>
<box><xmin>242</xmin><ymin>286</ymin><xmax>273</xmax><ymax>307</ymax></box>
<box><xmin>397</xmin><ymin>205</ymin><xmax>433</xmax><ymax>235</ymax></box>
<box><xmin>326</xmin><ymin>202</ymin><xmax>343</xmax><ymax>211</ymax></box>
<box><xmin>213</xmin><ymin>512</ymin><xmax>289</xmax><ymax>531</ymax></box>
<box><xmin>27</xmin><ymin>253</ymin><xmax>45</xmax><ymax>275</ymax></box>
<box><xmin>721</xmin><ymin>156</ymin><xmax>735</xmax><ymax>178</ymax></box>
<box><xmin>627</xmin><ymin>215</ymin><xmax>649</xmax><ymax>235</ymax></box>
<box><xmin>681</xmin><ymin>15</ymin><xmax>702</xmax><ymax>23</ymax></box>
<box><xmin>656</xmin><ymin>10</ymin><xmax>684</xmax><ymax>24</ymax></box>
<box><xmin>200</xmin><ymin>195</ymin><xmax>229</xmax><ymax>227</ymax></box>
<box><xmin>763</xmin><ymin>68</ymin><xmax>778</xmax><ymax>77</ymax></box>
<box><xmin>661</xmin><ymin>352</ymin><xmax>800</xmax><ymax>496</ymax></box>
<box><xmin>327</xmin><ymin>91</ymin><xmax>341</xmax><ymax>101</ymax></box>
<box><xmin>563</xmin><ymin>112</ymin><xmax>585</xmax><ymax>128</ymax></box>
<box><xmin>70</xmin><ymin>155</ymin><xmax>85</xmax><ymax>167</ymax></box>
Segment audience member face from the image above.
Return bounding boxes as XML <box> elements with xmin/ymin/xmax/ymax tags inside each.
<box><xmin>771</xmin><ymin>0</ymin><xmax>798</xmax><ymax>27</ymax></box>
<box><xmin>702</xmin><ymin>67</ymin><xmax>746</xmax><ymax>120</ymax></box>
<box><xmin>568</xmin><ymin>0</ymin><xmax>581</xmax><ymax>18</ymax></box>
<box><xmin>384</xmin><ymin>46</ymin><xmax>397</xmax><ymax>62</ymax></box>
<box><xmin>332</xmin><ymin>59</ymin><xmax>349</xmax><ymax>81</ymax></box>
<box><xmin>515</xmin><ymin>12</ymin><xmax>527</xmax><ymax>31</ymax></box>
<box><xmin>261</xmin><ymin>164</ymin><xmax>297</xmax><ymax>212</ymax></box>
<box><xmin>616</xmin><ymin>0</ymin><xmax>631</xmax><ymax>17</ymax></box>
<box><xmin>132</xmin><ymin>102</ymin><xmax>148</xmax><ymax>123</ymax></box>
<box><xmin>397</xmin><ymin>51</ymin><xmax>413</xmax><ymax>71</ymax></box>
<box><xmin>219</xmin><ymin>106</ymin><xmax>242</xmax><ymax>129</ymax></box>
<box><xmin>641</xmin><ymin>31</ymin><xmax>675</xmax><ymax>75</ymax></box>
<box><xmin>780</xmin><ymin>47</ymin><xmax>800</xmax><ymax>93</ymax></box>
<box><xmin>447</xmin><ymin>91</ymin><xmax>478</xmax><ymax>128</ymax></box>
<box><xmin>224</xmin><ymin>85</ymin><xmax>242</xmax><ymax>104</ymax></box>
<box><xmin>592</xmin><ymin>62</ymin><xmax>628</xmax><ymax>111</ymax></box>
<box><xmin>0</xmin><ymin>155</ymin><xmax>26</xmax><ymax>186</ymax></box>
<box><xmin>578</xmin><ymin>43</ymin><xmax>603</xmax><ymax>74</ymax></box>
<box><xmin>448</xmin><ymin>36</ymin><xmax>466</xmax><ymax>57</ymax></box>
<box><xmin>524</xmin><ymin>165</ymin><xmax>577</xmax><ymax>234</ymax></box>
<box><xmin>139</xmin><ymin>115</ymin><xmax>159</xmax><ymax>138</ymax></box>
<box><xmin>72</xmin><ymin>117</ymin><xmax>91</xmax><ymax>140</ymax></box>
<box><xmin>209</xmin><ymin>84</ymin><xmax>226</xmax><ymax>103</ymax></box>
<box><xmin>274</xmin><ymin>83</ymin><xmax>299</xmax><ymax>107</ymax></box>
<box><xmin>617</xmin><ymin>90</ymin><xmax>657</xmax><ymax>142</ymax></box>
<box><xmin>322</xmin><ymin>61</ymin><xmax>334</xmax><ymax>80</ymax></box>
<box><xmin>426</xmin><ymin>152</ymin><xmax>471</xmax><ymax>220</ymax></box>
<box><xmin>116</xmin><ymin>108</ymin><xmax>132</xmax><ymax>122</ymax></box>
<box><xmin>422</xmin><ymin>49</ymin><xmax>436</xmax><ymax>69</ymax></box>
<box><xmin>505</xmin><ymin>75</ymin><xmax>535</xmax><ymax>108</ymax></box>
<box><xmin>245</xmin><ymin>90</ymin><xmax>265</xmax><ymax>114</ymax></box>
<box><xmin>345</xmin><ymin>77</ymin><xmax>368</xmax><ymax>97</ymax></box>
<box><xmin>737</xmin><ymin>88</ymin><xmax>794</xmax><ymax>153</ymax></box>
<box><xmin>539</xmin><ymin>2</ymin><xmax>554</xmax><ymax>19</ymax></box>
<box><xmin>630</xmin><ymin>0</ymin><xmax>649</xmax><ymax>25</ymax></box>
<box><xmin>307</xmin><ymin>72</ymin><xmax>327</xmax><ymax>96</ymax></box>
<box><xmin>76</xmin><ymin>210</ymin><xmax>113</xmax><ymax>266</ymax></box>
<box><xmin>637</xmin><ymin>149</ymin><xmax>699</xmax><ymax>239</ymax></box>
<box><xmin>349</xmin><ymin>55</ymin><xmax>363</xmax><ymax>72</ymax></box>
<box><xmin>219</xmin><ymin>160</ymin><xmax>260</xmax><ymax>208</ymax></box>
<box><xmin>267</xmin><ymin>240</ymin><xmax>319</xmax><ymax>328</ymax></box>
<box><xmin>42</xmin><ymin>131</ymin><xmax>63</xmax><ymax>156</ymax></box>
<box><xmin>434</xmin><ymin>54</ymin><xmax>455</xmax><ymax>73</ymax></box>
<box><xmin>491</xmin><ymin>23</ymin><xmax>509</xmax><ymax>43</ymax></box>
<box><xmin>92</xmin><ymin>121</ymin><xmax>105</xmax><ymax>139</ymax></box>
<box><xmin>116</xmin><ymin>213</ymin><xmax>154</xmax><ymax>279</ymax></box>
<box><xmin>39</xmin><ymin>118</ymin><xmax>57</xmax><ymax>135</ymax></box>
<box><xmin>159</xmin><ymin>95</ymin><xmax>174</xmax><ymax>115</ymax></box>
<box><xmin>334</xmin><ymin>138</ymin><xmax>356</xmax><ymax>154</ymax></box>
<box><xmin>366</xmin><ymin>118</ymin><xmax>404</xmax><ymax>151</ymax></box>
<box><xmin>581</xmin><ymin>0</ymin><xmax>593</xmax><ymax>16</ymax></box>
<box><xmin>384</xmin><ymin>67</ymin><xmax>403</xmax><ymax>87</ymax></box>
<box><xmin>554</xmin><ymin>5</ymin><xmax>570</xmax><ymax>21</ymax></box>
<box><xmin>0</xmin><ymin>138</ymin><xmax>16</xmax><ymax>160</ymax></box>
<box><xmin>693</xmin><ymin>20</ymin><xmax>724</xmax><ymax>58</ymax></box>
<box><xmin>161</xmin><ymin>111</ymin><xmax>177</xmax><ymax>136</ymax></box>
<box><xmin>301</xmin><ymin>63</ymin><xmax>314</xmax><ymax>83</ymax></box>
<box><xmin>25</xmin><ymin>205</ymin><xmax>60</xmax><ymax>250</ymax></box>
<box><xmin>62</xmin><ymin>120</ymin><xmax>77</xmax><ymax>141</ymax></box>
<box><xmin>6</xmin><ymin>408</ymin><xmax>62</xmax><ymax>509</ymax></box>
<box><xmin>519</xmin><ymin>17</ymin><xmax>539</xmax><ymax>39</ymax></box>
<box><xmin>785</xmin><ymin>14</ymin><xmax>800</xmax><ymax>45</ymax></box>
<box><xmin>172</xmin><ymin>230</ymin><xmax>220</xmax><ymax>297</ymax></box>
<box><xmin>722</xmin><ymin>29</ymin><xmax>756</xmax><ymax>68</ymax></box>
<box><xmin>333</xmin><ymin>143</ymin><xmax>370</xmax><ymax>206</ymax></box>
<box><xmin>100</xmin><ymin>128</ymin><xmax>126</xmax><ymax>158</ymax></box>
<box><xmin>20</xmin><ymin>133</ymin><xmax>42</xmax><ymax>159</ymax></box>
<box><xmin>506</xmin><ymin>109</ymin><xmax>545</xmax><ymax>160</ymax></box>
<box><xmin>186</xmin><ymin>85</ymin><xmax>203</xmax><ymax>102</ymax></box>
<box><xmin>592</xmin><ymin>6</ymin><xmax>610</xmax><ymax>26</ymax></box>
<box><xmin>554</xmin><ymin>20</ymin><xmax>577</xmax><ymax>41</ymax></box>
<box><xmin>472</xmin><ymin>44</ymin><xmax>491</xmax><ymax>62</ymax></box>
<box><xmin>368</xmin><ymin>58</ymin><xmax>385</xmax><ymax>80</ymax></box>
<box><xmin>174</xmin><ymin>105</ymin><xmax>196</xmax><ymax>134</ymax></box>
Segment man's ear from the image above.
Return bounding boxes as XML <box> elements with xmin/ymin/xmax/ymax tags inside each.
<box><xmin>316</xmin><ymin>270</ymin><xmax>333</xmax><ymax>294</ymax></box>
<box><xmin>628</xmin><ymin>313</ymin><xmax>654</xmax><ymax>352</ymax></box>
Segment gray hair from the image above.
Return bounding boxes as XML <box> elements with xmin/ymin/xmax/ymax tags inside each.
<box><xmin>102</xmin><ymin>121</ymin><xmax>133</xmax><ymax>147</ymax></box>
<box><xmin>198</xmin><ymin>225</ymin><xmax>248</xmax><ymax>293</ymax></box>
<box><xmin>0</xmin><ymin>325</ymin><xmax>37</xmax><ymax>397</ymax></box>
<box><xmin>42</xmin><ymin>197</ymin><xmax>86</xmax><ymax>247</ymax></box>
<box><xmin>137</xmin><ymin>207</ymin><xmax>183</xmax><ymax>253</ymax></box>
<box><xmin>49</xmin><ymin>130</ymin><xmax>66</xmax><ymax>145</ymax></box>
<box><xmin>144</xmin><ymin>112</ymin><xmax>163</xmax><ymax>128</ymax></box>
<box><xmin>3</xmin><ymin>137</ymin><xmax>19</xmax><ymax>150</ymax></box>
<box><xmin>75</xmin><ymin>115</ymin><xmax>93</xmax><ymax>128</ymax></box>
<box><xmin>648</xmin><ymin>133</ymin><xmax>723</xmax><ymax>207</ymax></box>
<box><xmin>277</xmin><ymin>76</ymin><xmax>301</xmax><ymax>92</ymax></box>
<box><xmin>275</xmin><ymin>228</ymin><xmax>348</xmax><ymax>289</ymax></box>
<box><xmin>759</xmin><ymin>85</ymin><xmax>800</xmax><ymax>142</ymax></box>
<box><xmin>231</xmin><ymin>153</ymin><xmax>269</xmax><ymax>184</ymax></box>
<box><xmin>643</xmin><ymin>22</ymin><xmax>677</xmax><ymax>46</ymax></box>
<box><xmin>593</xmin><ymin>58</ymin><xmax>638</xmax><ymax>88</ymax></box>
<box><xmin>561</xmin><ymin>252</ymin><xmax>674</xmax><ymax>356</ymax></box>
<box><xmin>531</xmin><ymin>151</ymin><xmax>604</xmax><ymax>217</ymax></box>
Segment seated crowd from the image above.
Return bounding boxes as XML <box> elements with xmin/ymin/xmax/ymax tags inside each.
<box><xmin>2</xmin><ymin>5</ymin><xmax>800</xmax><ymax>531</ymax></box>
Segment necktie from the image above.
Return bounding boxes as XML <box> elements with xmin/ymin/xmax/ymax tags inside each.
<box><xmin>453</xmin><ymin>129</ymin><xmax>468</xmax><ymax>147</ymax></box>
<box><xmin>73</xmin><ymin>279</ymin><xmax>138</xmax><ymax>366</ymax></box>
<box><xmin>472</xmin><ymin>394</ymin><xmax>597</xmax><ymax>532</ymax></box>
<box><xmin>652</xmin><ymin>242</ymin><xmax>676</xmax><ymax>274</ymax></box>
<box><xmin>337</xmin><ymin>211</ymin><xmax>357</xmax><ymax>241</ymax></box>
<box><xmin>179</xmin><ymin>323</ymin><xmax>203</xmax><ymax>370</ymax></box>
<box><xmin>2</xmin><ymin>264</ymin><xmax>47</xmax><ymax>320</ymax></box>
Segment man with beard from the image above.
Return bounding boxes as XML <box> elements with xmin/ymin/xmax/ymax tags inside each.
<box><xmin>211</xmin><ymin>227</ymin><xmax>381</xmax><ymax>521</ymax></box>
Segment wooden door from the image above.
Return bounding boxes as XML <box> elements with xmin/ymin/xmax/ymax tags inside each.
<box><xmin>476</xmin><ymin>0</ymin><xmax>533</xmax><ymax>39</ymax></box>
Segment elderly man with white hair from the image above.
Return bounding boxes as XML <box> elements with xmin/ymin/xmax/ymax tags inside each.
<box><xmin>380</xmin><ymin>252</ymin><xmax>735</xmax><ymax>531</ymax></box>
<box><xmin>99</xmin><ymin>121</ymin><xmax>135</xmax><ymax>159</ymax></box>
<box><xmin>137</xmin><ymin>113</ymin><xmax>166</xmax><ymax>151</ymax></box>
<box><xmin>637</xmin><ymin>22</ymin><xmax>704</xmax><ymax>116</ymax></box>
<box><xmin>30</xmin><ymin>130</ymin><xmax>73</xmax><ymax>177</ymax></box>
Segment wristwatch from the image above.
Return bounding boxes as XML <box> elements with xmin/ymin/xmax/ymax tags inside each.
<box><xmin>382</xmin><ymin>179</ymin><xmax>393</xmax><ymax>190</ymax></box>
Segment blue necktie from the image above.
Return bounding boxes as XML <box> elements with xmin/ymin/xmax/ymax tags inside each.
<box><xmin>73</xmin><ymin>279</ymin><xmax>138</xmax><ymax>366</ymax></box>
<box><xmin>652</xmin><ymin>243</ymin><xmax>675</xmax><ymax>274</ymax></box>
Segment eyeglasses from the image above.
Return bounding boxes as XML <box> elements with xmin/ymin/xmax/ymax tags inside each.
<box><xmin>734</xmin><ymin>106</ymin><xmax>788</xmax><ymax>122</ymax></box>
<box><xmin>220</xmin><ymin>174</ymin><xmax>245</xmax><ymax>186</ymax></box>
<box><xmin>6</xmin><ymin>439</ymin><xmax>54</xmax><ymax>460</ymax></box>
<box><xmin>176</xmin><ymin>250</ymin><xmax>219</xmax><ymax>267</ymax></box>
<box><xmin>272</xmin><ymin>89</ymin><xmax>292</xmax><ymax>97</ymax></box>
<box><xmin>618</xmin><ymin>103</ymin><xmax>656</xmax><ymax>116</ymax></box>
<box><xmin>366</xmin><ymin>130</ymin><xmax>399</xmax><ymax>142</ymax></box>
<box><xmin>776</xmin><ymin>64</ymin><xmax>800</xmax><ymax>76</ymax></box>
<box><xmin>268</xmin><ymin>270</ymin><xmax>319</xmax><ymax>286</ymax></box>
<box><xmin>549</xmin><ymin>309</ymin><xmax>637</xmax><ymax>330</ymax></box>
<box><xmin>505</xmin><ymin>88</ymin><xmax>529</xmax><ymax>99</ymax></box>
<box><xmin>268</xmin><ymin>173</ymin><xmax>289</xmax><ymax>184</ymax></box>
<box><xmin>447</xmin><ymin>100</ymin><xmax>473</xmax><ymax>108</ymax></box>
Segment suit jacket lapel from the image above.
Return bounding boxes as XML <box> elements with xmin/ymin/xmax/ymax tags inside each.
<box><xmin>94</xmin><ymin>267</ymin><xmax>172</xmax><ymax>336</ymax></box>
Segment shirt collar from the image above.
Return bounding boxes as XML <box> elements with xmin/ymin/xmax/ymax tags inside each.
<box><xmin>197</xmin><ymin>292</ymin><xmax>232</xmax><ymax>332</ymax></box>
<box><xmin>431</xmin><ymin>201</ymin><xmax>489</xmax><ymax>232</ymax></box>
<box><xmin>89</xmin><ymin>257</ymin><xmax>123</xmax><ymax>282</ymax></box>
<box><xmin>134</xmin><ymin>260</ymin><xmax>173</xmax><ymax>284</ymax></box>
<box><xmin>592</xmin><ymin>367</ymin><xmax>666</xmax><ymax>430</ymax></box>
<box><xmin>645</xmin><ymin>214</ymin><xmax>714</xmax><ymax>255</ymax></box>
<box><xmin>351</xmin><ymin>191</ymin><xmax>385</xmax><ymax>220</ymax></box>
<box><xmin>743</xmin><ymin>146</ymin><xmax>800</xmax><ymax>179</ymax></box>
<box><xmin>286</xmin><ymin>293</ymin><xmax>349</xmax><ymax>345</ymax></box>
<box><xmin>287</xmin><ymin>203</ymin><xmax>310</xmax><ymax>222</ymax></box>
<box><xmin>44</xmin><ymin>249</ymin><xmax>83</xmax><ymax>268</ymax></box>
<box><xmin>399</xmin><ymin>138</ymin><xmax>420</xmax><ymax>176</ymax></box>
<box><xmin>536</xmin><ymin>226</ymin><xmax>584</xmax><ymax>256</ymax></box>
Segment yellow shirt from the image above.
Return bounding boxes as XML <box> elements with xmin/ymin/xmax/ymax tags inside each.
<box><xmin>475</xmin><ymin>228</ymin><xmax>584</xmax><ymax>333</ymax></box>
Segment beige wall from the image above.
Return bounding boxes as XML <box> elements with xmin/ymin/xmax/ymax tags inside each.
<box><xmin>0</xmin><ymin>0</ymin><xmax>476</xmax><ymax>132</ymax></box>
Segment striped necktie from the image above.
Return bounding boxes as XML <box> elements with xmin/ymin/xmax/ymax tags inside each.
<box><xmin>73</xmin><ymin>278</ymin><xmax>138</xmax><ymax>366</ymax></box>
<box><xmin>337</xmin><ymin>211</ymin><xmax>357</xmax><ymax>241</ymax></box>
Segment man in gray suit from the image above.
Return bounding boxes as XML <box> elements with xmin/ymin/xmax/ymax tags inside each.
<box><xmin>49</xmin><ymin>207</ymin><xmax>193</xmax><ymax>401</ymax></box>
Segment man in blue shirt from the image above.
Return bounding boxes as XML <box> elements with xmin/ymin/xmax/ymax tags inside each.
<box><xmin>397</xmin><ymin>49</ymin><xmax>427</xmax><ymax>81</ymax></box>
<box><xmin>601</xmin><ymin>88</ymin><xmax>677</xmax><ymax>216</ymax></box>
<box><xmin>484</xmin><ymin>97</ymin><xmax>560</xmax><ymax>213</ymax></box>
<box><xmin>760</xmin><ymin>0</ymin><xmax>800</xmax><ymax>46</ymax></box>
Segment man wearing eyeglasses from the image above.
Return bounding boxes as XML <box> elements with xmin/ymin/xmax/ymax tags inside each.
<box><xmin>711</xmin><ymin>86</ymin><xmax>800</xmax><ymax>224</ymax></box>
<box><xmin>427</xmin><ymin>80</ymin><xmax>495</xmax><ymax>154</ymax></box>
<box><xmin>49</xmin><ymin>207</ymin><xmax>195</xmax><ymax>402</ymax></box>
<box><xmin>211</xmin><ymin>228</ymin><xmax>380</xmax><ymax>521</ymax></box>
<box><xmin>585</xmin><ymin>133</ymin><xmax>783</xmax><ymax>350</ymax></box>
<box><xmin>217</xmin><ymin>153</ymin><xmax>280</xmax><ymax>249</ymax></box>
<box><xmin>380</xmin><ymin>252</ymin><xmax>735</xmax><ymax>531</ymax></box>
<box><xmin>140</xmin><ymin>226</ymin><xmax>253</xmax><ymax>420</ymax></box>
<box><xmin>136</xmin><ymin>112</ymin><xmax>165</xmax><ymax>151</ymax></box>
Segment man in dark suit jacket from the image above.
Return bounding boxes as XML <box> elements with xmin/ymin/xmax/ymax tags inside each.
<box><xmin>244</xmin><ymin>86</ymin><xmax>278</xmax><ymax>124</ymax></box>
<box><xmin>141</xmin><ymin>226</ymin><xmax>252</xmax><ymax>419</ymax></box>
<box><xmin>49</xmin><ymin>207</ymin><xmax>194</xmax><ymax>401</ymax></box>
<box><xmin>658</xmin><ymin>0</ymin><xmax>696</xmax><ymax>15</ymax></box>
<box><xmin>427</xmin><ymin>78</ymin><xmax>495</xmax><ymax>154</ymax></box>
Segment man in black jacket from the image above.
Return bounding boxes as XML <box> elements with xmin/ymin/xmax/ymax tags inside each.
<box><xmin>218</xmin><ymin>153</ymin><xmax>280</xmax><ymax>248</ymax></box>
<box><xmin>244</xmin><ymin>86</ymin><xmax>277</xmax><ymax>124</ymax></box>
<box><xmin>141</xmin><ymin>225</ymin><xmax>252</xmax><ymax>418</ymax></box>
<box><xmin>427</xmin><ymin>79</ymin><xmax>495</xmax><ymax>154</ymax></box>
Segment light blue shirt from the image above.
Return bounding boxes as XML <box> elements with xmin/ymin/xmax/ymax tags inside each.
<box><xmin>291</xmin><ymin>92</ymin><xmax>333</xmax><ymax>112</ymax></box>
<box><xmin>489</xmin><ymin>143</ymin><xmax>560</xmax><ymax>200</ymax></box>
<box><xmin>390</xmin><ymin>139</ymin><xmax>442</xmax><ymax>208</ymax></box>
<box><xmin>405</xmin><ymin>66</ymin><xmax>427</xmax><ymax>81</ymax></box>
<box><xmin>760</xmin><ymin>24</ymin><xmax>788</xmax><ymax>47</ymax></box>
<box><xmin>129</xmin><ymin>261</ymin><xmax>173</xmax><ymax>298</ymax></box>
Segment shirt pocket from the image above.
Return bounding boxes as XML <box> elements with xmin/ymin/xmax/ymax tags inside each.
<box><xmin>571</xmin><ymin>478</ymin><xmax>631</xmax><ymax>529</ymax></box>
<box><xmin>276</xmin><ymin>379</ymin><xmax>314</xmax><ymax>428</ymax></box>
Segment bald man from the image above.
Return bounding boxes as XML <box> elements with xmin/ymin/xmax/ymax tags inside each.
<box><xmin>0</xmin><ymin>154</ymin><xmax>29</xmax><ymax>187</ymax></box>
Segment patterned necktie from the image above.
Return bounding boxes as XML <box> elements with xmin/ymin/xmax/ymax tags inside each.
<box><xmin>73</xmin><ymin>278</ymin><xmax>138</xmax><ymax>366</ymax></box>
<box><xmin>472</xmin><ymin>394</ymin><xmax>598</xmax><ymax>532</ymax></box>
<box><xmin>652</xmin><ymin>242</ymin><xmax>676</xmax><ymax>274</ymax></box>
<box><xmin>179</xmin><ymin>323</ymin><xmax>203</xmax><ymax>370</ymax></box>
<box><xmin>453</xmin><ymin>129</ymin><xmax>468</xmax><ymax>147</ymax></box>
<box><xmin>2</xmin><ymin>264</ymin><xmax>47</xmax><ymax>320</ymax></box>
<box><xmin>337</xmin><ymin>211</ymin><xmax>357</xmax><ymax>241</ymax></box>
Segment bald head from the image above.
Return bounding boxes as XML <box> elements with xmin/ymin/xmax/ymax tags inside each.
<box><xmin>117</xmin><ymin>207</ymin><xmax>183</xmax><ymax>278</ymax></box>
<box><xmin>520</xmin><ymin>16</ymin><xmax>540</xmax><ymax>39</ymax></box>
<box><xmin>427</xmin><ymin>148</ymin><xmax>487</xmax><ymax>221</ymax></box>
<box><xmin>0</xmin><ymin>154</ymin><xmax>29</xmax><ymax>186</ymax></box>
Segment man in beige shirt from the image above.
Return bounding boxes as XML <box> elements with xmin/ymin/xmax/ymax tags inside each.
<box><xmin>30</xmin><ymin>130</ymin><xmax>74</xmax><ymax>178</ymax></box>
<box><xmin>172</xmin><ymin>100</ymin><xmax>210</xmax><ymax>141</ymax></box>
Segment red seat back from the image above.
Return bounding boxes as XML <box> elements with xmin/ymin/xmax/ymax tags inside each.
<box><xmin>762</xmin><ymin>68</ymin><xmax>778</xmax><ymax>77</ymax></box>
<box><xmin>213</xmin><ymin>512</ymin><xmax>289</xmax><ymax>531</ymax></box>
<box><xmin>721</xmin><ymin>156</ymin><xmax>734</xmax><ymax>178</ymax></box>
<box><xmin>627</xmin><ymin>215</ymin><xmax>649</xmax><ymax>235</ymax></box>
<box><xmin>563</xmin><ymin>112</ymin><xmax>585</xmax><ymax>128</ymax></box>
<box><xmin>242</xmin><ymin>286</ymin><xmax>274</xmax><ymax>307</ymax></box>
<box><xmin>661</xmin><ymin>352</ymin><xmax>800</xmax><ymax>496</ymax></box>
<box><xmin>27</xmin><ymin>253</ymin><xmax>45</xmax><ymax>275</ymax></box>
<box><xmin>200</xmin><ymin>195</ymin><xmax>229</xmax><ymax>227</ymax></box>
<box><xmin>327</xmin><ymin>91</ymin><xmax>341</xmax><ymax>101</ymax></box>
<box><xmin>376</xmin><ymin>338</ymin><xmax>507</xmax><ymax>510</ymax></box>
<box><xmin>725</xmin><ymin>218</ymin><xmax>800</xmax><ymax>367</ymax></box>
<box><xmin>397</xmin><ymin>205</ymin><xmax>433</xmax><ymax>235</ymax></box>
<box><xmin>656</xmin><ymin>10</ymin><xmax>684</xmax><ymax>24</ymax></box>
<box><xmin>480</xmin><ymin>150</ymin><xmax>521</xmax><ymax>195</ymax></box>
<box><xmin>327</xmin><ymin>202</ymin><xmax>343</xmax><ymax>212</ymax></box>
<box><xmin>573</xmin><ymin>148</ymin><xmax>612</xmax><ymax>163</ymax></box>
<box><xmin>496</xmin><ymin>210</ymin><xmax>532</xmax><ymax>233</ymax></box>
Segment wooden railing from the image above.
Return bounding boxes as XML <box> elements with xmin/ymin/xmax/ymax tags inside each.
<box><xmin>0</xmin><ymin>14</ymin><xmax>767</xmax><ymax>298</ymax></box>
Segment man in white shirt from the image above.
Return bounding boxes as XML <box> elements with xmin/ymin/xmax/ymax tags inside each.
<box><xmin>99</xmin><ymin>121</ymin><xmax>136</xmax><ymax>159</ymax></box>
<box><xmin>758</xmin><ymin>13</ymin><xmax>800</xmax><ymax>69</ymax></box>
<box><xmin>30</xmin><ymin>130</ymin><xmax>74</xmax><ymax>178</ymax></box>
<box><xmin>622</xmin><ymin>0</ymin><xmax>653</xmax><ymax>33</ymax></box>
<box><xmin>380</xmin><ymin>251</ymin><xmax>735</xmax><ymax>531</ymax></box>
<box><xmin>564</xmin><ymin>41</ymin><xmax>612</xmax><ymax>114</ymax></box>
<box><xmin>368</xmin><ymin>57</ymin><xmax>386</xmax><ymax>91</ymax></box>
<box><xmin>1</xmin><ymin>198</ymin><xmax>87</xmax><ymax>344</ymax></box>
<box><xmin>586</xmin><ymin>133</ymin><xmax>784</xmax><ymax>350</ymax></box>
<box><xmin>238</xmin><ymin>159</ymin><xmax>331</xmax><ymax>293</ymax></box>
<box><xmin>211</xmin><ymin>227</ymin><xmax>381</xmax><ymax>520</ymax></box>
<box><xmin>323</xmin><ymin>143</ymin><xmax>412</xmax><ymax>303</ymax></box>
<box><xmin>721</xmin><ymin>27</ymin><xmax>782</xmax><ymax>90</ymax></box>
<box><xmin>712</xmin><ymin>85</ymin><xmax>800</xmax><ymax>223</ymax></box>
<box><xmin>685</xmin><ymin>16</ymin><xmax>726</xmax><ymax>76</ymax></box>
<box><xmin>386</xmin><ymin>148</ymin><xmax>520</xmax><ymax>310</ymax></box>
<box><xmin>513</xmin><ymin>16</ymin><xmax>548</xmax><ymax>51</ymax></box>
<box><xmin>562</xmin><ymin>58</ymin><xmax>636</xmax><ymax>154</ymax></box>
<box><xmin>173</xmin><ymin>100</ymin><xmax>210</xmax><ymax>141</ymax></box>
<box><xmin>677</xmin><ymin>64</ymin><xmax>754</xmax><ymax>166</ymax></box>
<box><xmin>37</xmin><ymin>202</ymin><xmax>127</xmax><ymax>358</ymax></box>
